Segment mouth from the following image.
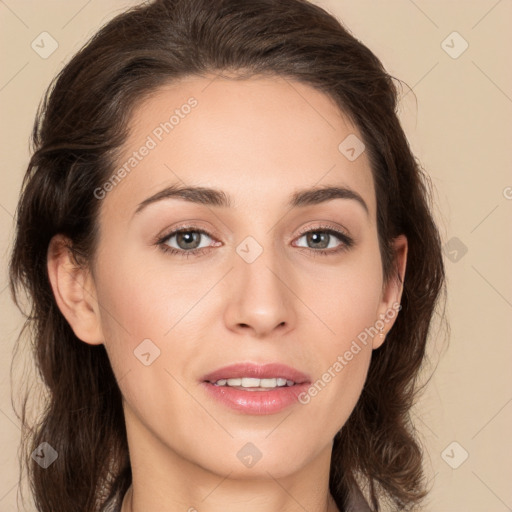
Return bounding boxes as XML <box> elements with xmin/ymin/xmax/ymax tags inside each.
<box><xmin>201</xmin><ymin>362</ymin><xmax>311</xmax><ymax>414</ymax></box>
<box><xmin>208</xmin><ymin>376</ymin><xmax>297</xmax><ymax>391</ymax></box>
<box><xmin>202</xmin><ymin>361</ymin><xmax>310</xmax><ymax>387</ymax></box>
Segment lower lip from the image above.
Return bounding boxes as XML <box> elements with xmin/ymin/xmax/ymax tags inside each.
<box><xmin>202</xmin><ymin>381</ymin><xmax>310</xmax><ymax>415</ymax></box>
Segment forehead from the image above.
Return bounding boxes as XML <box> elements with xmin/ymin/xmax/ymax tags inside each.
<box><xmin>101</xmin><ymin>74</ymin><xmax>376</xmax><ymax>220</ymax></box>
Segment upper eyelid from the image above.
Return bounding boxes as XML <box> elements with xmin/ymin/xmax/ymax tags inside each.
<box><xmin>156</xmin><ymin>223</ymin><xmax>216</xmax><ymax>242</ymax></box>
<box><xmin>296</xmin><ymin>223</ymin><xmax>350</xmax><ymax>237</ymax></box>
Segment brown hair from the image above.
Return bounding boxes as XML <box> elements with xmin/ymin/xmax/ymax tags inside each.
<box><xmin>9</xmin><ymin>0</ymin><xmax>446</xmax><ymax>510</ymax></box>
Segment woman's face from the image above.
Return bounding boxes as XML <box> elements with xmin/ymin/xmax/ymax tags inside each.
<box><xmin>73</xmin><ymin>75</ymin><xmax>406</xmax><ymax>479</ymax></box>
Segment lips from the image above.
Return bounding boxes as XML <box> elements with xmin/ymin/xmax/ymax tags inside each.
<box><xmin>201</xmin><ymin>362</ymin><xmax>312</xmax><ymax>415</ymax></box>
<box><xmin>202</xmin><ymin>362</ymin><xmax>311</xmax><ymax>385</ymax></box>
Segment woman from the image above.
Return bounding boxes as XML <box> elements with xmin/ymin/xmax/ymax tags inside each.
<box><xmin>9</xmin><ymin>0</ymin><xmax>445</xmax><ymax>510</ymax></box>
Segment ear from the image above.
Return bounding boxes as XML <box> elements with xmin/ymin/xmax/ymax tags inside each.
<box><xmin>373</xmin><ymin>234</ymin><xmax>408</xmax><ymax>349</ymax></box>
<box><xmin>47</xmin><ymin>234</ymin><xmax>104</xmax><ymax>345</ymax></box>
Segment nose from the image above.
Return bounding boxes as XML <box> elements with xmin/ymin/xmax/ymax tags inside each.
<box><xmin>223</xmin><ymin>245</ymin><xmax>297</xmax><ymax>338</ymax></box>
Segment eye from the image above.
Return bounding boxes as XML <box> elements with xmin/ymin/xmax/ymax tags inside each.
<box><xmin>157</xmin><ymin>225</ymin><xmax>219</xmax><ymax>258</ymax></box>
<box><xmin>293</xmin><ymin>224</ymin><xmax>353</xmax><ymax>256</ymax></box>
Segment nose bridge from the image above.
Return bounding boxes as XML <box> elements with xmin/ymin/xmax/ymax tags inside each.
<box><xmin>225</xmin><ymin>230</ymin><xmax>296</xmax><ymax>334</ymax></box>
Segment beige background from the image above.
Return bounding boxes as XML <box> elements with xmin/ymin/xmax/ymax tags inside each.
<box><xmin>1</xmin><ymin>1</ymin><xmax>511</xmax><ymax>510</ymax></box>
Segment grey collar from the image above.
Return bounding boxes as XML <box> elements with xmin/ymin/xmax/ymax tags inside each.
<box><xmin>346</xmin><ymin>484</ymin><xmax>373</xmax><ymax>512</ymax></box>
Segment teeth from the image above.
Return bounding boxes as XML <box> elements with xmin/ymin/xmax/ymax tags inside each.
<box><xmin>212</xmin><ymin>377</ymin><xmax>296</xmax><ymax>388</ymax></box>
<box><xmin>241</xmin><ymin>377</ymin><xmax>260</xmax><ymax>387</ymax></box>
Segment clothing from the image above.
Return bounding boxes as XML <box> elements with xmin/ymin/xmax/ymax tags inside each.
<box><xmin>116</xmin><ymin>483</ymin><xmax>374</xmax><ymax>512</ymax></box>
<box><xmin>346</xmin><ymin>484</ymin><xmax>373</xmax><ymax>512</ymax></box>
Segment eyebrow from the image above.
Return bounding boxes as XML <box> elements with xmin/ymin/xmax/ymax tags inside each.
<box><xmin>134</xmin><ymin>183</ymin><xmax>369</xmax><ymax>216</ymax></box>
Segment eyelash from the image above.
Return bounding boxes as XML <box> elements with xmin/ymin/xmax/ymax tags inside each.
<box><xmin>155</xmin><ymin>223</ymin><xmax>354</xmax><ymax>259</ymax></box>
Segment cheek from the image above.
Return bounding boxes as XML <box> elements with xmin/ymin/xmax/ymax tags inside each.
<box><xmin>308</xmin><ymin>238</ymin><xmax>384</xmax><ymax>342</ymax></box>
<box><xmin>94</xmin><ymin>247</ymin><xmax>202</xmax><ymax>341</ymax></box>
<box><xmin>296</xmin><ymin>239</ymin><xmax>383</xmax><ymax>427</ymax></box>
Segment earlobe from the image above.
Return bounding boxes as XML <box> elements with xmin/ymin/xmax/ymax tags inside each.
<box><xmin>47</xmin><ymin>234</ymin><xmax>104</xmax><ymax>345</ymax></box>
<box><xmin>373</xmin><ymin>234</ymin><xmax>408</xmax><ymax>349</ymax></box>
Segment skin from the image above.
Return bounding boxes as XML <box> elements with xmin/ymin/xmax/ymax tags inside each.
<box><xmin>47</xmin><ymin>74</ymin><xmax>407</xmax><ymax>512</ymax></box>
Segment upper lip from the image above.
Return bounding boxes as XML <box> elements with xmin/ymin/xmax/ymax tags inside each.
<box><xmin>203</xmin><ymin>362</ymin><xmax>311</xmax><ymax>384</ymax></box>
